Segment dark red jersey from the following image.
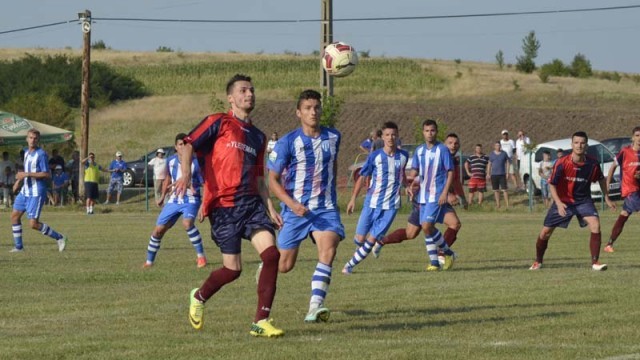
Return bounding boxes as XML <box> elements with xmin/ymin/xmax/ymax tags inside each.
<box><xmin>615</xmin><ymin>146</ymin><xmax>640</xmax><ymax>198</ymax></box>
<box><xmin>550</xmin><ymin>154</ymin><xmax>603</xmax><ymax>204</ymax></box>
<box><xmin>184</xmin><ymin>111</ymin><xmax>266</xmax><ymax>212</ymax></box>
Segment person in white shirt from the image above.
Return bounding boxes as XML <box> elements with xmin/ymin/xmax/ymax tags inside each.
<box><xmin>515</xmin><ymin>130</ymin><xmax>531</xmax><ymax>191</ymax></box>
<box><xmin>148</xmin><ymin>148</ymin><xmax>168</xmax><ymax>204</ymax></box>
<box><xmin>266</xmin><ymin>132</ymin><xmax>278</xmax><ymax>154</ymax></box>
<box><xmin>500</xmin><ymin>130</ymin><xmax>517</xmax><ymax>189</ymax></box>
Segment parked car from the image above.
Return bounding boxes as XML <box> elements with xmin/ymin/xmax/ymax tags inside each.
<box><xmin>123</xmin><ymin>146</ymin><xmax>176</xmax><ymax>187</ymax></box>
<box><xmin>520</xmin><ymin>138</ymin><xmax>620</xmax><ymax>199</ymax></box>
<box><xmin>347</xmin><ymin>144</ymin><xmax>468</xmax><ymax>186</ymax></box>
<box><xmin>600</xmin><ymin>137</ymin><xmax>631</xmax><ymax>156</ymax></box>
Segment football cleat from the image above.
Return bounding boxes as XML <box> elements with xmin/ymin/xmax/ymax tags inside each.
<box><xmin>372</xmin><ymin>242</ymin><xmax>383</xmax><ymax>259</ymax></box>
<box><xmin>442</xmin><ymin>254</ymin><xmax>455</xmax><ymax>270</ymax></box>
<box><xmin>142</xmin><ymin>262</ymin><xmax>153</xmax><ymax>269</ymax></box>
<box><xmin>592</xmin><ymin>262</ymin><xmax>608</xmax><ymax>271</ymax></box>
<box><xmin>196</xmin><ymin>257</ymin><xmax>207</xmax><ymax>268</ymax></box>
<box><xmin>9</xmin><ymin>247</ymin><xmax>24</xmax><ymax>253</ymax></box>
<box><xmin>189</xmin><ymin>288</ymin><xmax>204</xmax><ymax>330</ymax></box>
<box><xmin>603</xmin><ymin>244</ymin><xmax>614</xmax><ymax>253</ymax></box>
<box><xmin>426</xmin><ymin>264</ymin><xmax>441</xmax><ymax>272</ymax></box>
<box><xmin>529</xmin><ymin>261</ymin><xmax>542</xmax><ymax>270</ymax></box>
<box><xmin>57</xmin><ymin>236</ymin><xmax>67</xmax><ymax>252</ymax></box>
<box><xmin>341</xmin><ymin>265</ymin><xmax>353</xmax><ymax>275</ymax></box>
<box><xmin>250</xmin><ymin>318</ymin><xmax>284</xmax><ymax>338</ymax></box>
<box><xmin>304</xmin><ymin>307</ymin><xmax>330</xmax><ymax>323</ymax></box>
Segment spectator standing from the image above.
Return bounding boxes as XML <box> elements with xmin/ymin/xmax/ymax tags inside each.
<box><xmin>464</xmin><ymin>144</ymin><xmax>489</xmax><ymax>205</ymax></box>
<box><xmin>67</xmin><ymin>151</ymin><xmax>80</xmax><ymax>204</ymax></box>
<box><xmin>359</xmin><ymin>131</ymin><xmax>375</xmax><ymax>153</ymax></box>
<box><xmin>48</xmin><ymin>149</ymin><xmax>65</xmax><ymax>172</ymax></box>
<box><xmin>0</xmin><ymin>165</ymin><xmax>15</xmax><ymax>207</ymax></box>
<box><xmin>488</xmin><ymin>141</ymin><xmax>510</xmax><ymax>208</ymax></box>
<box><xmin>371</xmin><ymin>129</ymin><xmax>384</xmax><ymax>151</ymax></box>
<box><xmin>266</xmin><ymin>132</ymin><xmax>278</xmax><ymax>154</ymax></box>
<box><xmin>538</xmin><ymin>150</ymin><xmax>553</xmax><ymax>208</ymax></box>
<box><xmin>15</xmin><ymin>149</ymin><xmax>25</xmax><ymax>172</ymax></box>
<box><xmin>0</xmin><ymin>151</ymin><xmax>15</xmax><ymax>175</ymax></box>
<box><xmin>105</xmin><ymin>151</ymin><xmax>126</xmax><ymax>205</ymax></box>
<box><xmin>515</xmin><ymin>130</ymin><xmax>531</xmax><ymax>190</ymax></box>
<box><xmin>500</xmin><ymin>130</ymin><xmax>517</xmax><ymax>189</ymax></box>
<box><xmin>83</xmin><ymin>152</ymin><xmax>104</xmax><ymax>215</ymax></box>
<box><xmin>148</xmin><ymin>148</ymin><xmax>168</xmax><ymax>204</ymax></box>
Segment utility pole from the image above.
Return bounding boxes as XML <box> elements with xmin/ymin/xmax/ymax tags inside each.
<box><xmin>320</xmin><ymin>0</ymin><xmax>334</xmax><ymax>96</ymax></box>
<box><xmin>78</xmin><ymin>10</ymin><xmax>91</xmax><ymax>200</ymax></box>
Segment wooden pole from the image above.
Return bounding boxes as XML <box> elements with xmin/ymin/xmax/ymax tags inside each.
<box><xmin>320</xmin><ymin>0</ymin><xmax>333</xmax><ymax>96</ymax></box>
<box><xmin>78</xmin><ymin>10</ymin><xmax>91</xmax><ymax>201</ymax></box>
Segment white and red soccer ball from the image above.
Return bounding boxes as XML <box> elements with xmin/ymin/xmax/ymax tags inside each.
<box><xmin>322</xmin><ymin>41</ymin><xmax>358</xmax><ymax>77</ymax></box>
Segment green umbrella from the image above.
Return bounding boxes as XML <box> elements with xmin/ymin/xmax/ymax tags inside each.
<box><xmin>0</xmin><ymin>111</ymin><xmax>73</xmax><ymax>145</ymax></box>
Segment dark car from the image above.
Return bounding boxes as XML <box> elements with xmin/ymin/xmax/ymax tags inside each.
<box><xmin>123</xmin><ymin>146</ymin><xmax>176</xmax><ymax>187</ymax></box>
<box><xmin>600</xmin><ymin>137</ymin><xmax>631</xmax><ymax>156</ymax></box>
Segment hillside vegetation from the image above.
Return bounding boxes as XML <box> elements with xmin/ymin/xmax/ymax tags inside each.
<box><xmin>1</xmin><ymin>48</ymin><xmax>639</xmax><ymax>179</ymax></box>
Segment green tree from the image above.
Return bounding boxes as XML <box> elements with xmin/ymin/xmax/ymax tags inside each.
<box><xmin>320</xmin><ymin>91</ymin><xmax>343</xmax><ymax>128</ymax></box>
<box><xmin>516</xmin><ymin>31</ymin><xmax>540</xmax><ymax>74</ymax></box>
<box><xmin>496</xmin><ymin>50</ymin><xmax>505</xmax><ymax>70</ymax></box>
<box><xmin>570</xmin><ymin>53</ymin><xmax>593</xmax><ymax>78</ymax></box>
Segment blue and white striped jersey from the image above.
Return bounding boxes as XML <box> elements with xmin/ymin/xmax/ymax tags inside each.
<box><xmin>360</xmin><ymin>148</ymin><xmax>409</xmax><ymax>210</ymax></box>
<box><xmin>21</xmin><ymin>147</ymin><xmax>49</xmax><ymax>197</ymax></box>
<box><xmin>268</xmin><ymin>126</ymin><xmax>341</xmax><ymax>211</ymax></box>
<box><xmin>166</xmin><ymin>154</ymin><xmax>203</xmax><ymax>204</ymax></box>
<box><xmin>411</xmin><ymin>142</ymin><xmax>454</xmax><ymax>204</ymax></box>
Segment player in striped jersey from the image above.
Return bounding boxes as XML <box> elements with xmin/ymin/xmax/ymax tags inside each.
<box><xmin>407</xmin><ymin>120</ymin><xmax>456</xmax><ymax>271</ymax></box>
<box><xmin>604</xmin><ymin>126</ymin><xmax>640</xmax><ymax>253</ymax></box>
<box><xmin>268</xmin><ymin>89</ymin><xmax>345</xmax><ymax>323</ymax></box>
<box><xmin>529</xmin><ymin>131</ymin><xmax>615</xmax><ymax>271</ymax></box>
<box><xmin>341</xmin><ymin>121</ymin><xmax>409</xmax><ymax>274</ymax></box>
<box><xmin>9</xmin><ymin>129</ymin><xmax>67</xmax><ymax>253</ymax></box>
<box><xmin>143</xmin><ymin>133</ymin><xmax>207</xmax><ymax>269</ymax></box>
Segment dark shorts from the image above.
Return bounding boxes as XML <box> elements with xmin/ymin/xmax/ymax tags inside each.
<box><xmin>543</xmin><ymin>202</ymin><xmax>598</xmax><ymax>229</ymax></box>
<box><xmin>209</xmin><ymin>196</ymin><xmax>276</xmax><ymax>255</ymax></box>
<box><xmin>408</xmin><ymin>202</ymin><xmax>420</xmax><ymax>227</ymax></box>
<box><xmin>85</xmin><ymin>182</ymin><xmax>99</xmax><ymax>200</ymax></box>
<box><xmin>622</xmin><ymin>192</ymin><xmax>640</xmax><ymax>214</ymax></box>
<box><xmin>491</xmin><ymin>175</ymin><xmax>508</xmax><ymax>191</ymax></box>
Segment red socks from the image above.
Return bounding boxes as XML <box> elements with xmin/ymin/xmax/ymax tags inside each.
<box><xmin>255</xmin><ymin>246</ymin><xmax>280</xmax><ymax>322</ymax></box>
<box><xmin>590</xmin><ymin>232</ymin><xmax>601</xmax><ymax>263</ymax></box>
<box><xmin>535</xmin><ymin>236</ymin><xmax>548</xmax><ymax>263</ymax></box>
<box><xmin>444</xmin><ymin>228</ymin><xmax>459</xmax><ymax>247</ymax></box>
<box><xmin>609</xmin><ymin>214</ymin><xmax>629</xmax><ymax>243</ymax></box>
<box><xmin>197</xmin><ymin>266</ymin><xmax>241</xmax><ymax>302</ymax></box>
<box><xmin>381</xmin><ymin>228</ymin><xmax>408</xmax><ymax>245</ymax></box>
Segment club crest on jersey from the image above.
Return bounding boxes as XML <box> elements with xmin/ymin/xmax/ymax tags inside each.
<box><xmin>269</xmin><ymin>151</ymin><xmax>278</xmax><ymax>162</ymax></box>
<box><xmin>321</xmin><ymin>140</ymin><xmax>330</xmax><ymax>152</ymax></box>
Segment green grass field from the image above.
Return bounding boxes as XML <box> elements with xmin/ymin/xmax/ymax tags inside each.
<box><xmin>1</xmin><ymin>207</ymin><xmax>639</xmax><ymax>359</ymax></box>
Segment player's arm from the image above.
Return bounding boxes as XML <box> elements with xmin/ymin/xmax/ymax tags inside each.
<box><xmin>347</xmin><ymin>175</ymin><xmax>368</xmax><ymax>215</ymax></box>
<box><xmin>439</xmin><ymin>170</ymin><xmax>453</xmax><ymax>205</ymax></box>
<box><xmin>15</xmin><ymin>170</ymin><xmax>50</xmax><ymax>181</ymax></box>
<box><xmin>598</xmin><ymin>177</ymin><xmax>616</xmax><ymax>211</ymax></box>
<box><xmin>175</xmin><ymin>143</ymin><xmax>194</xmax><ymax>197</ymax></box>
<box><xmin>269</xmin><ymin>169</ymin><xmax>307</xmax><ymax>217</ymax></box>
<box><xmin>606</xmin><ymin>162</ymin><xmax>618</xmax><ymax>190</ymax></box>
<box><xmin>258</xmin><ymin>175</ymin><xmax>282</xmax><ymax>228</ymax></box>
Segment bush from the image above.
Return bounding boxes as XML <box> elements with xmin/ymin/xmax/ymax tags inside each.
<box><xmin>91</xmin><ymin>40</ymin><xmax>109</xmax><ymax>50</ymax></box>
<box><xmin>320</xmin><ymin>92</ymin><xmax>343</xmax><ymax>128</ymax></box>
<box><xmin>540</xmin><ymin>59</ymin><xmax>571</xmax><ymax>77</ymax></box>
<box><xmin>156</xmin><ymin>46</ymin><xmax>174</xmax><ymax>53</ymax></box>
<box><xmin>570</xmin><ymin>53</ymin><xmax>592</xmax><ymax>78</ymax></box>
<box><xmin>495</xmin><ymin>50</ymin><xmax>505</xmax><ymax>70</ymax></box>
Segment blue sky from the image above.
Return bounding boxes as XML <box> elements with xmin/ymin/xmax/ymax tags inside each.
<box><xmin>2</xmin><ymin>0</ymin><xmax>639</xmax><ymax>73</ymax></box>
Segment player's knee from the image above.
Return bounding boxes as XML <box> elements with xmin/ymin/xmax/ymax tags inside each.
<box><xmin>451</xmin><ymin>222</ymin><xmax>462</xmax><ymax>231</ymax></box>
<box><xmin>29</xmin><ymin>220</ymin><xmax>40</xmax><ymax>230</ymax></box>
<box><xmin>279</xmin><ymin>261</ymin><xmax>294</xmax><ymax>273</ymax></box>
<box><xmin>260</xmin><ymin>246</ymin><xmax>280</xmax><ymax>265</ymax></box>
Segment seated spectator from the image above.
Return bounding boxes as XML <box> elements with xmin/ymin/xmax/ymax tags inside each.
<box><xmin>0</xmin><ymin>165</ymin><xmax>15</xmax><ymax>207</ymax></box>
<box><xmin>52</xmin><ymin>165</ymin><xmax>70</xmax><ymax>206</ymax></box>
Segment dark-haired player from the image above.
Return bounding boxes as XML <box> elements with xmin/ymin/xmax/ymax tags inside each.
<box><xmin>529</xmin><ymin>131</ymin><xmax>615</xmax><ymax>271</ymax></box>
<box><xmin>268</xmin><ymin>89</ymin><xmax>344</xmax><ymax>323</ymax></box>
<box><xmin>176</xmin><ymin>74</ymin><xmax>284</xmax><ymax>337</ymax></box>
<box><xmin>604</xmin><ymin>126</ymin><xmax>640</xmax><ymax>253</ymax></box>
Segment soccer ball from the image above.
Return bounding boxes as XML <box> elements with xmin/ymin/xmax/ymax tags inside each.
<box><xmin>322</xmin><ymin>41</ymin><xmax>358</xmax><ymax>77</ymax></box>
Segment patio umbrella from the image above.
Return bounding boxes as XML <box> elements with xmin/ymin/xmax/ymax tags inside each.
<box><xmin>0</xmin><ymin>111</ymin><xmax>73</xmax><ymax>145</ymax></box>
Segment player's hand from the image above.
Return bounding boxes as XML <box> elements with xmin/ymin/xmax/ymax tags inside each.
<box><xmin>605</xmin><ymin>197</ymin><xmax>617</xmax><ymax>212</ymax></box>
<box><xmin>12</xmin><ymin>178</ymin><xmax>23</xmax><ymax>193</ymax></box>
<box><xmin>556</xmin><ymin>201</ymin><xmax>568</xmax><ymax>217</ymax></box>
<box><xmin>447</xmin><ymin>193</ymin><xmax>459</xmax><ymax>206</ymax></box>
<box><xmin>290</xmin><ymin>201</ymin><xmax>309</xmax><ymax>217</ymax></box>
<box><xmin>174</xmin><ymin>176</ymin><xmax>189</xmax><ymax>198</ymax></box>
<box><xmin>268</xmin><ymin>207</ymin><xmax>283</xmax><ymax>229</ymax></box>
<box><xmin>346</xmin><ymin>199</ymin><xmax>356</xmax><ymax>215</ymax></box>
<box><xmin>156</xmin><ymin>197</ymin><xmax>164</xmax><ymax>207</ymax></box>
<box><xmin>438</xmin><ymin>192</ymin><xmax>448</xmax><ymax>206</ymax></box>
<box><xmin>197</xmin><ymin>205</ymin><xmax>205</xmax><ymax>223</ymax></box>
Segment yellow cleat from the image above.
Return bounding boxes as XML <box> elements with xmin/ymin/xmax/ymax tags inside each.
<box><xmin>426</xmin><ymin>265</ymin><xmax>441</xmax><ymax>272</ymax></box>
<box><xmin>442</xmin><ymin>255</ymin><xmax>454</xmax><ymax>270</ymax></box>
<box><xmin>250</xmin><ymin>318</ymin><xmax>284</xmax><ymax>337</ymax></box>
<box><xmin>189</xmin><ymin>288</ymin><xmax>204</xmax><ymax>330</ymax></box>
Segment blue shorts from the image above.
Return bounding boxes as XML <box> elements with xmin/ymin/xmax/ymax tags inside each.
<box><xmin>419</xmin><ymin>202</ymin><xmax>454</xmax><ymax>225</ymax></box>
<box><xmin>156</xmin><ymin>201</ymin><xmax>199</xmax><ymax>226</ymax></box>
<box><xmin>13</xmin><ymin>193</ymin><xmax>45</xmax><ymax>220</ymax></box>
<box><xmin>107</xmin><ymin>178</ymin><xmax>123</xmax><ymax>194</ymax></box>
<box><xmin>407</xmin><ymin>201</ymin><xmax>420</xmax><ymax>227</ymax></box>
<box><xmin>543</xmin><ymin>202</ymin><xmax>598</xmax><ymax>229</ymax></box>
<box><xmin>208</xmin><ymin>197</ymin><xmax>276</xmax><ymax>255</ymax></box>
<box><xmin>355</xmin><ymin>206</ymin><xmax>398</xmax><ymax>241</ymax></box>
<box><xmin>622</xmin><ymin>192</ymin><xmax>640</xmax><ymax>214</ymax></box>
<box><xmin>278</xmin><ymin>209</ymin><xmax>345</xmax><ymax>250</ymax></box>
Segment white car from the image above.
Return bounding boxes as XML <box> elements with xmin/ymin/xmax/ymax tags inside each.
<box><xmin>520</xmin><ymin>138</ymin><xmax>621</xmax><ymax>199</ymax></box>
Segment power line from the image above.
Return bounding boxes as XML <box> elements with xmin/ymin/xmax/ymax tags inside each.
<box><xmin>2</xmin><ymin>4</ymin><xmax>640</xmax><ymax>36</ymax></box>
